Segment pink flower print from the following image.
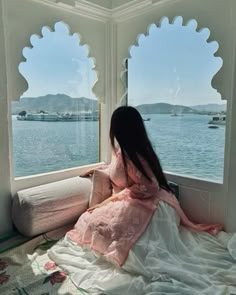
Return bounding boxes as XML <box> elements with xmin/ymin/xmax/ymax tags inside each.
<box><xmin>0</xmin><ymin>259</ymin><xmax>8</xmax><ymax>271</ymax></box>
<box><xmin>49</xmin><ymin>271</ymin><xmax>67</xmax><ymax>285</ymax></box>
<box><xmin>0</xmin><ymin>272</ymin><xmax>10</xmax><ymax>285</ymax></box>
<box><xmin>44</xmin><ymin>261</ymin><xmax>57</xmax><ymax>271</ymax></box>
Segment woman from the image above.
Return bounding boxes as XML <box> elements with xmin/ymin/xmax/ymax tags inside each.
<box><xmin>89</xmin><ymin>105</ymin><xmax>173</xmax><ymax>207</ymax></box>
<box><xmin>48</xmin><ymin>107</ymin><xmax>231</xmax><ymax>294</ymax></box>
<box><xmin>64</xmin><ymin>106</ymin><xmax>222</xmax><ymax>265</ymax></box>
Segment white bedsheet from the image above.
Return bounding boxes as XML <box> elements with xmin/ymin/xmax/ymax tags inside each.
<box><xmin>48</xmin><ymin>201</ymin><xmax>236</xmax><ymax>295</ymax></box>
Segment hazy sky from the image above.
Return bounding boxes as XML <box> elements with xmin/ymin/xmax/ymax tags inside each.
<box><xmin>20</xmin><ymin>19</ymin><xmax>226</xmax><ymax>106</ymax></box>
<box><xmin>19</xmin><ymin>22</ymin><xmax>97</xmax><ymax>99</ymax></box>
<box><xmin>128</xmin><ymin>17</ymin><xmax>224</xmax><ymax>106</ymax></box>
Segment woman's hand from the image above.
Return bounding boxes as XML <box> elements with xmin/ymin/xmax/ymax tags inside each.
<box><xmin>80</xmin><ymin>164</ymin><xmax>109</xmax><ymax>177</ymax></box>
<box><xmin>87</xmin><ymin>203</ymin><xmax>102</xmax><ymax>212</ymax></box>
<box><xmin>80</xmin><ymin>169</ymin><xmax>95</xmax><ymax>177</ymax></box>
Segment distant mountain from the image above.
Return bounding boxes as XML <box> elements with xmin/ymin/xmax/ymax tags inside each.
<box><xmin>11</xmin><ymin>95</ymin><xmax>226</xmax><ymax>115</ymax></box>
<box><xmin>191</xmin><ymin>103</ymin><xmax>226</xmax><ymax>113</ymax></box>
<box><xmin>11</xmin><ymin>94</ymin><xmax>98</xmax><ymax>115</ymax></box>
<box><xmin>136</xmin><ymin>103</ymin><xmax>196</xmax><ymax>114</ymax></box>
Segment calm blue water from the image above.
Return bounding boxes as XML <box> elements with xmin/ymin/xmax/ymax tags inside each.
<box><xmin>12</xmin><ymin>116</ymin><xmax>99</xmax><ymax>177</ymax></box>
<box><xmin>12</xmin><ymin>114</ymin><xmax>225</xmax><ymax>182</ymax></box>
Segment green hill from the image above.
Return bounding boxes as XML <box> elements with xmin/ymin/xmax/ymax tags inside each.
<box><xmin>11</xmin><ymin>94</ymin><xmax>224</xmax><ymax>115</ymax></box>
<box><xmin>11</xmin><ymin>94</ymin><xmax>98</xmax><ymax>114</ymax></box>
<box><xmin>191</xmin><ymin>103</ymin><xmax>226</xmax><ymax>113</ymax></box>
<box><xmin>136</xmin><ymin>103</ymin><xmax>196</xmax><ymax>114</ymax></box>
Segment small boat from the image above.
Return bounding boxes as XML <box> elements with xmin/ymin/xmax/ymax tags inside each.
<box><xmin>170</xmin><ymin>112</ymin><xmax>183</xmax><ymax>117</ymax></box>
<box><xmin>208</xmin><ymin>125</ymin><xmax>219</xmax><ymax>129</ymax></box>
<box><xmin>143</xmin><ymin>118</ymin><xmax>151</xmax><ymax>121</ymax></box>
<box><xmin>171</xmin><ymin>107</ymin><xmax>183</xmax><ymax>117</ymax></box>
<box><xmin>208</xmin><ymin>114</ymin><xmax>226</xmax><ymax>125</ymax></box>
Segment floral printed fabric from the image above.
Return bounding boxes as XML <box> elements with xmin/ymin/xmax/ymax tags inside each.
<box><xmin>0</xmin><ymin>229</ymin><xmax>84</xmax><ymax>295</ymax></box>
<box><xmin>0</xmin><ymin>272</ymin><xmax>10</xmax><ymax>285</ymax></box>
<box><xmin>44</xmin><ymin>261</ymin><xmax>57</xmax><ymax>271</ymax></box>
<box><xmin>43</xmin><ymin>261</ymin><xmax>67</xmax><ymax>285</ymax></box>
<box><xmin>0</xmin><ymin>259</ymin><xmax>9</xmax><ymax>286</ymax></box>
<box><xmin>0</xmin><ymin>259</ymin><xmax>8</xmax><ymax>271</ymax></box>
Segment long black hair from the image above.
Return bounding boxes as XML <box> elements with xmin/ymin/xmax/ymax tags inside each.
<box><xmin>110</xmin><ymin>106</ymin><xmax>171</xmax><ymax>192</ymax></box>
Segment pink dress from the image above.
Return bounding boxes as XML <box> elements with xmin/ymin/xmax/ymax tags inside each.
<box><xmin>67</xmin><ymin>151</ymin><xmax>223</xmax><ymax>266</ymax></box>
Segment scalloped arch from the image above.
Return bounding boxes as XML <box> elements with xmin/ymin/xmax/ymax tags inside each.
<box><xmin>17</xmin><ymin>21</ymin><xmax>100</xmax><ymax>102</ymax></box>
<box><xmin>119</xmin><ymin>16</ymin><xmax>223</xmax><ymax>106</ymax></box>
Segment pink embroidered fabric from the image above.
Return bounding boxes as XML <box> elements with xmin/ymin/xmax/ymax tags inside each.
<box><xmin>67</xmin><ymin>152</ymin><xmax>223</xmax><ymax>266</ymax></box>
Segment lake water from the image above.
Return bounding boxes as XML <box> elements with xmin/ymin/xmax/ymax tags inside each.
<box><xmin>12</xmin><ymin>114</ymin><xmax>225</xmax><ymax>182</ymax></box>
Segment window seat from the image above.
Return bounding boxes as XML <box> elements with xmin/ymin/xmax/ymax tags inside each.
<box><xmin>11</xmin><ymin>174</ymin><xmax>179</xmax><ymax>238</ymax></box>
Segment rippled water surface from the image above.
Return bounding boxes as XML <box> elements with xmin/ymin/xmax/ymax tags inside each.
<box><xmin>12</xmin><ymin>114</ymin><xmax>225</xmax><ymax>182</ymax></box>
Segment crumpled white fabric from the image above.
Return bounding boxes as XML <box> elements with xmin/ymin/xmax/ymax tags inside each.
<box><xmin>48</xmin><ymin>201</ymin><xmax>236</xmax><ymax>295</ymax></box>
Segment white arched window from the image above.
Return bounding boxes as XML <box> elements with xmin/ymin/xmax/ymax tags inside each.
<box><xmin>11</xmin><ymin>22</ymin><xmax>99</xmax><ymax>177</ymax></box>
<box><xmin>127</xmin><ymin>17</ymin><xmax>226</xmax><ymax>183</ymax></box>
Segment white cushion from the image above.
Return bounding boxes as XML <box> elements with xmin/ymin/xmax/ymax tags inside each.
<box><xmin>12</xmin><ymin>177</ymin><xmax>92</xmax><ymax>237</ymax></box>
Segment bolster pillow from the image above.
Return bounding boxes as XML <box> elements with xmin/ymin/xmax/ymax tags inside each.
<box><xmin>12</xmin><ymin>176</ymin><xmax>92</xmax><ymax>237</ymax></box>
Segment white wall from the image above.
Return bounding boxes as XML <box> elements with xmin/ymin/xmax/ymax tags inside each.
<box><xmin>224</xmin><ymin>5</ymin><xmax>236</xmax><ymax>231</ymax></box>
<box><xmin>4</xmin><ymin>0</ymin><xmax>108</xmax><ymax>102</ymax></box>
<box><xmin>0</xmin><ymin>0</ymin><xmax>12</xmax><ymax>234</ymax></box>
<box><xmin>0</xmin><ymin>0</ymin><xmax>109</xmax><ymax>235</ymax></box>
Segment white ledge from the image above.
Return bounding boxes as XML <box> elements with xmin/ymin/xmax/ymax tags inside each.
<box><xmin>12</xmin><ymin>162</ymin><xmax>106</xmax><ymax>195</ymax></box>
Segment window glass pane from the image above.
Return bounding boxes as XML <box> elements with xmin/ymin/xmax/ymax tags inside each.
<box><xmin>11</xmin><ymin>22</ymin><xmax>99</xmax><ymax>177</ymax></box>
<box><xmin>128</xmin><ymin>18</ymin><xmax>226</xmax><ymax>183</ymax></box>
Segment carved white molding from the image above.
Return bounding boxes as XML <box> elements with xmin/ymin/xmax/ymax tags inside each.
<box><xmin>56</xmin><ymin>0</ymin><xmax>76</xmax><ymax>6</ymax></box>
<box><xmin>4</xmin><ymin>0</ymin><xmax>106</xmax><ymax>102</ymax></box>
<box><xmin>3</xmin><ymin>0</ymin><xmax>235</xmax><ymax>106</ymax></box>
<box><xmin>32</xmin><ymin>0</ymin><xmax>179</xmax><ymax>23</ymax></box>
<box><xmin>115</xmin><ymin>0</ymin><xmax>233</xmax><ymax>106</ymax></box>
<box><xmin>74</xmin><ymin>0</ymin><xmax>111</xmax><ymax>22</ymax></box>
<box><xmin>33</xmin><ymin>0</ymin><xmax>112</xmax><ymax>22</ymax></box>
<box><xmin>118</xmin><ymin>16</ymin><xmax>224</xmax><ymax>106</ymax></box>
<box><xmin>112</xmin><ymin>0</ymin><xmax>180</xmax><ymax>23</ymax></box>
<box><xmin>19</xmin><ymin>22</ymin><xmax>99</xmax><ymax>102</ymax></box>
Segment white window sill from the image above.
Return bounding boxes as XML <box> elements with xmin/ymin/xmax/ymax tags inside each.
<box><xmin>12</xmin><ymin>162</ymin><xmax>106</xmax><ymax>195</ymax></box>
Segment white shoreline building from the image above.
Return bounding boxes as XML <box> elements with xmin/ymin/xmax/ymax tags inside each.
<box><xmin>17</xmin><ymin>111</ymin><xmax>99</xmax><ymax>121</ymax></box>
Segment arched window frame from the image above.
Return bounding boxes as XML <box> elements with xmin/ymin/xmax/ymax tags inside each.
<box><xmin>3</xmin><ymin>0</ymin><xmax>110</xmax><ymax>194</ymax></box>
<box><xmin>123</xmin><ymin>17</ymin><xmax>225</xmax><ymax>184</ymax></box>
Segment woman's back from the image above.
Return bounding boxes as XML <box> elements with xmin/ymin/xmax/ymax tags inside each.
<box><xmin>109</xmin><ymin>150</ymin><xmax>160</xmax><ymax>198</ymax></box>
